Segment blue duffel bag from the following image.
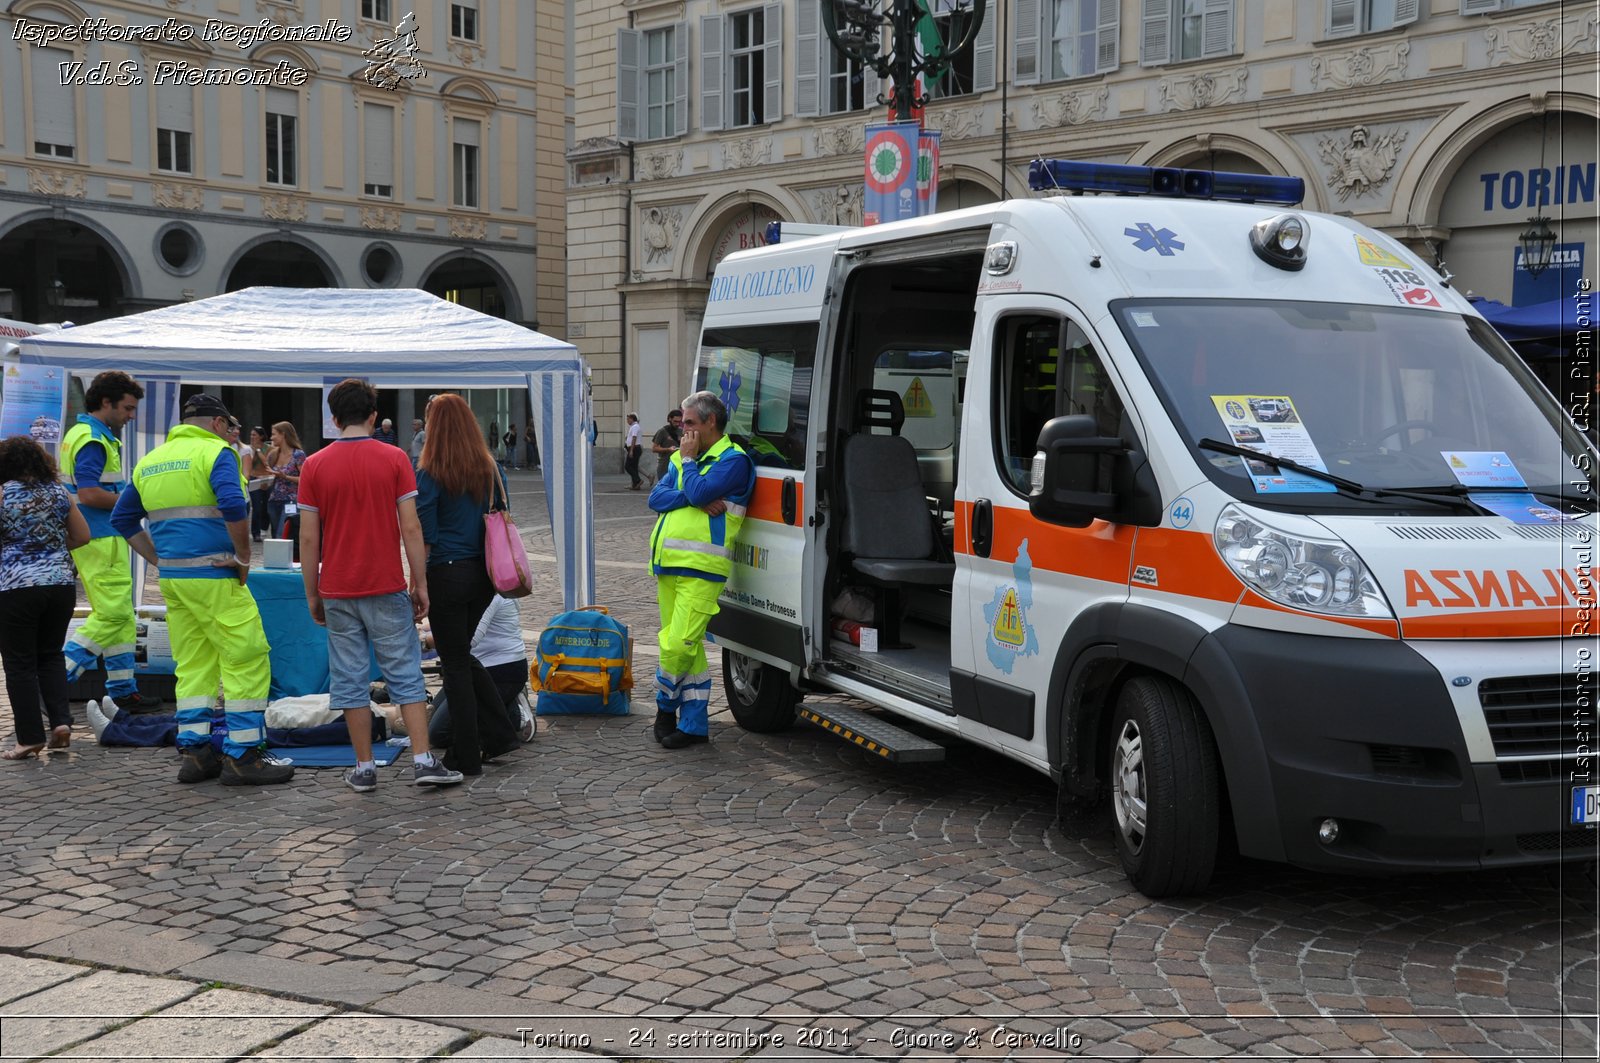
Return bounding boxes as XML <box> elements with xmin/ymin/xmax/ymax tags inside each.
<box><xmin>530</xmin><ymin>606</ymin><xmax>633</xmax><ymax>716</ymax></box>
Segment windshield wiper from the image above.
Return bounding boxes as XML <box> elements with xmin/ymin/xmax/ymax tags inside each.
<box><xmin>1197</xmin><ymin>438</ymin><xmax>1483</xmax><ymax>513</ymax></box>
<box><xmin>1393</xmin><ymin>482</ymin><xmax>1600</xmax><ymax>515</ymax></box>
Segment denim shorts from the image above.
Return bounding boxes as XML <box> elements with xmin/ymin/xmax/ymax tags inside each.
<box><xmin>324</xmin><ymin>592</ymin><xmax>426</xmax><ymax>709</ymax></box>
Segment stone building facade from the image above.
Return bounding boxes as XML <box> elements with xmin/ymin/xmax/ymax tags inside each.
<box><xmin>569</xmin><ymin>0</ymin><xmax>1596</xmax><ymax>450</ymax></box>
<box><xmin>1</xmin><ymin>0</ymin><xmax>566</xmax><ymax>438</ymax></box>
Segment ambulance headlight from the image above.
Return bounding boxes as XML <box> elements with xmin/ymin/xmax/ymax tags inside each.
<box><xmin>1250</xmin><ymin>213</ymin><xmax>1308</xmax><ymax>271</ymax></box>
<box><xmin>1214</xmin><ymin>504</ymin><xmax>1391</xmax><ymax>618</ymax></box>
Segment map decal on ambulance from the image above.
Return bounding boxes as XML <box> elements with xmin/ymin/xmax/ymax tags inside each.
<box><xmin>984</xmin><ymin>541</ymin><xmax>1039</xmax><ymax>673</ymax></box>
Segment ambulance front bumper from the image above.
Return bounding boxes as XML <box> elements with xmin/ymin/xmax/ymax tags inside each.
<box><xmin>1192</xmin><ymin>625</ymin><xmax>1599</xmax><ymax>874</ymax></box>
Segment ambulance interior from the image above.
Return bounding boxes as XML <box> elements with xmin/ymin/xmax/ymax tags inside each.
<box><xmin>824</xmin><ymin>250</ymin><xmax>984</xmax><ymax>699</ymax></box>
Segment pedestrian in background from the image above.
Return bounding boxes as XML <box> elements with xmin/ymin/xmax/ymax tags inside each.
<box><xmin>523</xmin><ymin>423</ymin><xmax>538</xmax><ymax>471</ymax></box>
<box><xmin>298</xmin><ymin>379</ymin><xmax>462</xmax><ymax>792</ymax></box>
<box><xmin>624</xmin><ymin>413</ymin><xmax>644</xmax><ymax>490</ymax></box>
<box><xmin>374</xmin><ymin>419</ymin><xmax>399</xmax><ymax>447</ymax></box>
<box><xmin>416</xmin><ymin>394</ymin><xmax>520</xmax><ymax>775</ymax></box>
<box><xmin>60</xmin><ymin>371</ymin><xmax>154</xmax><ymax>713</ymax></box>
<box><xmin>650</xmin><ymin>408</ymin><xmax>683</xmax><ymax>484</ymax></box>
<box><xmin>111</xmin><ymin>394</ymin><xmax>291</xmax><ymax>786</ymax></box>
<box><xmin>647</xmin><ymin>392</ymin><xmax>755</xmax><ymax>749</ymax></box>
<box><xmin>503</xmin><ymin>423</ymin><xmax>520</xmax><ymax>469</ymax></box>
<box><xmin>265</xmin><ymin>421</ymin><xmax>305</xmax><ymax>539</ymax></box>
<box><xmin>245</xmin><ymin>427</ymin><xmax>273</xmax><ymax>542</ymax></box>
<box><xmin>408</xmin><ymin>418</ymin><xmax>426</xmax><ymax>466</ymax></box>
<box><xmin>0</xmin><ymin>438</ymin><xmax>90</xmax><ymax>759</ymax></box>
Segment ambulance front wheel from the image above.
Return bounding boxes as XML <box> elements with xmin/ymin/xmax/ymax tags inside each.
<box><xmin>723</xmin><ymin>649</ymin><xmax>800</xmax><ymax>733</ymax></box>
<box><xmin>1109</xmin><ymin>676</ymin><xmax>1221</xmax><ymax>898</ymax></box>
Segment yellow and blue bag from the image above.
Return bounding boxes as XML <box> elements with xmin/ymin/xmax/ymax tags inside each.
<box><xmin>530</xmin><ymin>605</ymin><xmax>633</xmax><ymax>716</ymax></box>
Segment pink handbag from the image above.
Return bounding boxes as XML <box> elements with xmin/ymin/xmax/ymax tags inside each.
<box><xmin>484</xmin><ymin>473</ymin><xmax>533</xmax><ymax>598</ymax></box>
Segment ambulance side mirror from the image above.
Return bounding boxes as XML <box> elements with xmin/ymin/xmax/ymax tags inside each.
<box><xmin>1028</xmin><ymin>415</ymin><xmax>1122</xmax><ymax>527</ymax></box>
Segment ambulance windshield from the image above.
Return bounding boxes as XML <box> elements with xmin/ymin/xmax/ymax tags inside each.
<box><xmin>1115</xmin><ymin>299</ymin><xmax>1596</xmax><ymax>507</ymax></box>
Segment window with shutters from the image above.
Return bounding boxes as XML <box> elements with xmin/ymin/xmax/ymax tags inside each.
<box><xmin>924</xmin><ymin>0</ymin><xmax>997</xmax><ymax>100</ymax></box>
<box><xmin>824</xmin><ymin>40</ymin><xmax>868</xmax><ymax>113</ymax></box>
<box><xmin>795</xmin><ymin>1</ymin><xmax>879</xmax><ymax>118</ymax></box>
<box><xmin>361</xmin><ymin>0</ymin><xmax>392</xmax><ymax>20</ymax></box>
<box><xmin>264</xmin><ymin>96</ymin><xmax>297</xmax><ymax>186</ymax></box>
<box><xmin>363</xmin><ymin>102</ymin><xmax>395</xmax><ymax>198</ymax></box>
<box><xmin>1460</xmin><ymin>0</ymin><xmax>1555</xmax><ymax>11</ymax></box>
<box><xmin>617</xmin><ymin>23</ymin><xmax>688</xmax><ymax>142</ymax></box>
<box><xmin>729</xmin><ymin>8</ymin><xmax>767</xmax><ymax>126</ymax></box>
<box><xmin>1328</xmin><ymin>0</ymin><xmax>1417</xmax><ymax>36</ymax></box>
<box><xmin>1031</xmin><ymin>0</ymin><xmax>1119</xmax><ymax>80</ymax></box>
<box><xmin>451</xmin><ymin>1</ymin><xmax>478</xmax><ymax>41</ymax></box>
<box><xmin>645</xmin><ymin>27</ymin><xmax>678</xmax><ymax>140</ymax></box>
<box><xmin>30</xmin><ymin>45</ymin><xmax>76</xmax><ymax>159</ymax></box>
<box><xmin>1139</xmin><ymin>0</ymin><xmax>1232</xmax><ymax>66</ymax></box>
<box><xmin>452</xmin><ymin>118</ymin><xmax>480</xmax><ymax>209</ymax></box>
<box><xmin>699</xmin><ymin>5</ymin><xmax>782</xmax><ymax>132</ymax></box>
<box><xmin>155</xmin><ymin>83</ymin><xmax>194</xmax><ymax>175</ymax></box>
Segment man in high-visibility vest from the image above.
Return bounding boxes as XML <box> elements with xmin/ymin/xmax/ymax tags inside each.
<box><xmin>59</xmin><ymin>371</ymin><xmax>160</xmax><ymax>712</ymax></box>
<box><xmin>646</xmin><ymin>391</ymin><xmax>756</xmax><ymax>749</ymax></box>
<box><xmin>111</xmin><ymin>393</ymin><xmax>293</xmax><ymax>786</ymax></box>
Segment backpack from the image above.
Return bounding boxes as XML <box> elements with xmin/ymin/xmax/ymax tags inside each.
<box><xmin>530</xmin><ymin>606</ymin><xmax>632</xmax><ymax>716</ymax></box>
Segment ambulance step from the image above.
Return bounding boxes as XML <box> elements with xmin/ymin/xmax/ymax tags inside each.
<box><xmin>798</xmin><ymin>704</ymin><xmax>945</xmax><ymax>763</ymax></box>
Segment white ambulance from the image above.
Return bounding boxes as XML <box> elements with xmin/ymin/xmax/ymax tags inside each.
<box><xmin>694</xmin><ymin>160</ymin><xmax>1597</xmax><ymax>897</ymax></box>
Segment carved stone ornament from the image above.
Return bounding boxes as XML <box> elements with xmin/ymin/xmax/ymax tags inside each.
<box><xmin>813</xmin><ymin>125</ymin><xmax>862</xmax><ymax>158</ymax></box>
<box><xmin>262</xmin><ymin>194</ymin><xmax>307</xmax><ymax>221</ymax></box>
<box><xmin>360</xmin><ymin>206</ymin><xmax>402</xmax><ymax>231</ymax></box>
<box><xmin>1031</xmin><ymin>87</ymin><xmax>1109</xmax><ymax>129</ymax></box>
<box><xmin>639</xmin><ymin>205</ymin><xmax>685</xmax><ymax>268</ymax></box>
<box><xmin>259</xmin><ymin>0</ymin><xmax>297</xmax><ymax>29</ymax></box>
<box><xmin>1310</xmin><ymin>41</ymin><xmax>1410</xmax><ymax>89</ymax></box>
<box><xmin>1158</xmin><ymin>67</ymin><xmax>1247</xmax><ymax>111</ymax></box>
<box><xmin>449</xmin><ymin>215</ymin><xmax>488</xmax><ymax>240</ymax></box>
<box><xmin>450</xmin><ymin>40</ymin><xmax>485</xmax><ymax>68</ymax></box>
<box><xmin>153</xmin><ymin>182</ymin><xmax>205</xmax><ymax>210</ymax></box>
<box><xmin>926</xmin><ymin>106</ymin><xmax>981</xmax><ymax>139</ymax></box>
<box><xmin>1487</xmin><ymin>9</ymin><xmax>1598</xmax><ymax>65</ymax></box>
<box><xmin>27</xmin><ymin>168</ymin><xmax>87</xmax><ymax>198</ymax></box>
<box><xmin>808</xmin><ymin>184</ymin><xmax>864</xmax><ymax>227</ymax></box>
<box><xmin>722</xmin><ymin>137</ymin><xmax>772</xmax><ymax>170</ymax></box>
<box><xmin>1317</xmin><ymin>124</ymin><xmax>1407</xmax><ymax>202</ymax></box>
<box><xmin>637</xmin><ymin>149</ymin><xmax>684</xmax><ymax>181</ymax></box>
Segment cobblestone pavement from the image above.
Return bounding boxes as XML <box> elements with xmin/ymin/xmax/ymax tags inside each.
<box><xmin>0</xmin><ymin>470</ymin><xmax>1595</xmax><ymax>1060</ymax></box>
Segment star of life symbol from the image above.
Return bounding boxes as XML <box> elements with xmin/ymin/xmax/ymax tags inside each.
<box><xmin>1124</xmin><ymin>222</ymin><xmax>1185</xmax><ymax>256</ymax></box>
<box><xmin>718</xmin><ymin>362</ymin><xmax>743</xmax><ymax>416</ymax></box>
<box><xmin>363</xmin><ymin>11</ymin><xmax>425</xmax><ymax>91</ymax></box>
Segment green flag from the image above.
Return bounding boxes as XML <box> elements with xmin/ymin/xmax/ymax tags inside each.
<box><xmin>915</xmin><ymin>0</ymin><xmax>945</xmax><ymax>83</ymax></box>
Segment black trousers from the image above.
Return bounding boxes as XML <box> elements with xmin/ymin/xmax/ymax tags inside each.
<box><xmin>428</xmin><ymin>659</ymin><xmax>526</xmax><ymax>750</ymax></box>
<box><xmin>0</xmin><ymin>584</ymin><xmax>76</xmax><ymax>745</ymax></box>
<box><xmin>625</xmin><ymin>445</ymin><xmax>643</xmax><ymax>487</ymax></box>
<box><xmin>250</xmin><ymin>488</ymin><xmax>271</xmax><ymax>538</ymax></box>
<box><xmin>427</xmin><ymin>559</ymin><xmax>519</xmax><ymax>772</ymax></box>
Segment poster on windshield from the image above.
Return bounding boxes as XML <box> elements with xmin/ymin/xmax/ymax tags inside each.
<box><xmin>0</xmin><ymin>362</ymin><xmax>67</xmax><ymax>457</ymax></box>
<box><xmin>1210</xmin><ymin>395</ymin><xmax>1335</xmax><ymax>494</ymax></box>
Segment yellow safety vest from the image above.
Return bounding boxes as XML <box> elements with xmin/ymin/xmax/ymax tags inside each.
<box><xmin>60</xmin><ymin>415</ymin><xmax>123</xmax><ymax>538</ymax></box>
<box><xmin>650</xmin><ymin>434</ymin><xmax>750</xmax><ymax>581</ymax></box>
<box><xmin>132</xmin><ymin>424</ymin><xmax>236</xmax><ymax>579</ymax></box>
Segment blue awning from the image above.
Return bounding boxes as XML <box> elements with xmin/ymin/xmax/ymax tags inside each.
<box><xmin>1471</xmin><ymin>294</ymin><xmax>1595</xmax><ymax>344</ymax></box>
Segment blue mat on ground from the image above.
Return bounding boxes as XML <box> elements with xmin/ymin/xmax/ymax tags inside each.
<box><xmin>269</xmin><ymin>743</ymin><xmax>404</xmax><ymax>767</ymax></box>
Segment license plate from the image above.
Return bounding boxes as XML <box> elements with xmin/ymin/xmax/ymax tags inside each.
<box><xmin>1571</xmin><ymin>786</ymin><xmax>1600</xmax><ymax>825</ymax></box>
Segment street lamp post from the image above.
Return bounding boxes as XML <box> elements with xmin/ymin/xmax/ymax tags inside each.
<box><xmin>821</xmin><ymin>0</ymin><xmax>987</xmax><ymax>123</ymax></box>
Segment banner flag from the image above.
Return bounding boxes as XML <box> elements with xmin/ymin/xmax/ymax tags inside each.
<box><xmin>863</xmin><ymin>121</ymin><xmax>921</xmax><ymax>226</ymax></box>
<box><xmin>917</xmin><ymin>128</ymin><xmax>941</xmax><ymax>214</ymax></box>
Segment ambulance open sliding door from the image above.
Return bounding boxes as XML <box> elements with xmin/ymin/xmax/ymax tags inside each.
<box><xmin>957</xmin><ymin>298</ymin><xmax>1136</xmax><ymax>764</ymax></box>
<box><xmin>696</xmin><ymin>320</ymin><xmax>817</xmax><ymax>672</ymax></box>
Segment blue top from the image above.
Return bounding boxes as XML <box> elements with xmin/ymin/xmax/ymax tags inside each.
<box><xmin>70</xmin><ymin>415</ymin><xmax>122</xmax><ymax>538</ymax></box>
<box><xmin>0</xmin><ymin>479</ymin><xmax>75</xmax><ymax>591</ymax></box>
<box><xmin>415</xmin><ymin>466</ymin><xmax>510</xmax><ymax>565</ymax></box>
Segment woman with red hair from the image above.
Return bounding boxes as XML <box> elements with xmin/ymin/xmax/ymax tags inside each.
<box><xmin>415</xmin><ymin>395</ymin><xmax>521</xmax><ymax>774</ymax></box>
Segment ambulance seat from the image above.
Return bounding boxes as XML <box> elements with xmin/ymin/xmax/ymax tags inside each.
<box><xmin>839</xmin><ymin>390</ymin><xmax>954</xmax><ymax>647</ymax></box>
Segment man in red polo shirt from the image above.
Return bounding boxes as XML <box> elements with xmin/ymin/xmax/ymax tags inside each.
<box><xmin>298</xmin><ymin>378</ymin><xmax>462</xmax><ymax>792</ymax></box>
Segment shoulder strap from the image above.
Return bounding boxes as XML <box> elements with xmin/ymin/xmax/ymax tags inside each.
<box><xmin>490</xmin><ymin>468</ymin><xmax>508</xmax><ymax>512</ymax></box>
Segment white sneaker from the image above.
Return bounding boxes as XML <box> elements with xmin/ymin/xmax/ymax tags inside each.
<box><xmin>516</xmin><ymin>693</ymin><xmax>536</xmax><ymax>743</ymax></box>
<box><xmin>87</xmin><ymin>698</ymin><xmax>116</xmax><ymax>741</ymax></box>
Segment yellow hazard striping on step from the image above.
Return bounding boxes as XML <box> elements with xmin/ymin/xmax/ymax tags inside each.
<box><xmin>801</xmin><ymin>707</ymin><xmax>891</xmax><ymax>758</ymax></box>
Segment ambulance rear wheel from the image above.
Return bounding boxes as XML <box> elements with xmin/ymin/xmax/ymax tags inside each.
<box><xmin>1108</xmin><ymin>676</ymin><xmax>1220</xmax><ymax>898</ymax></box>
<box><xmin>723</xmin><ymin>649</ymin><xmax>799</xmax><ymax>733</ymax></box>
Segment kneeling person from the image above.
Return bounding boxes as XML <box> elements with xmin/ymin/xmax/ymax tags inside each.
<box><xmin>112</xmin><ymin>394</ymin><xmax>292</xmax><ymax>786</ymax></box>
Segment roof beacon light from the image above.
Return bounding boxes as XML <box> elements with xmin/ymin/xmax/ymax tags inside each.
<box><xmin>1250</xmin><ymin>213</ymin><xmax>1309</xmax><ymax>272</ymax></box>
<box><xmin>1028</xmin><ymin>159</ymin><xmax>1305</xmax><ymax>206</ymax></box>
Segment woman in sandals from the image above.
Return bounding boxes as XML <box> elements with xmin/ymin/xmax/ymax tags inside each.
<box><xmin>414</xmin><ymin>395</ymin><xmax>520</xmax><ymax>775</ymax></box>
<box><xmin>0</xmin><ymin>437</ymin><xmax>90</xmax><ymax>758</ymax></box>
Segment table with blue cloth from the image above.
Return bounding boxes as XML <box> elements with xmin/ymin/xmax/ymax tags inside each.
<box><xmin>247</xmin><ymin>568</ymin><xmax>381</xmax><ymax>700</ymax></box>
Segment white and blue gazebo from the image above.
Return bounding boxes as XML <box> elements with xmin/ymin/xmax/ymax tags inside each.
<box><xmin>17</xmin><ymin>287</ymin><xmax>595</xmax><ymax>610</ymax></box>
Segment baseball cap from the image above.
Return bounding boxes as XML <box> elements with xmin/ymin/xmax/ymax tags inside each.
<box><xmin>181</xmin><ymin>393</ymin><xmax>232</xmax><ymax>420</ymax></box>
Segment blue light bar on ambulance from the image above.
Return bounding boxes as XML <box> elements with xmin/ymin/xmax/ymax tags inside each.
<box><xmin>764</xmin><ymin>221</ymin><xmax>856</xmax><ymax>244</ymax></box>
<box><xmin>1028</xmin><ymin>159</ymin><xmax>1304</xmax><ymax>206</ymax></box>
